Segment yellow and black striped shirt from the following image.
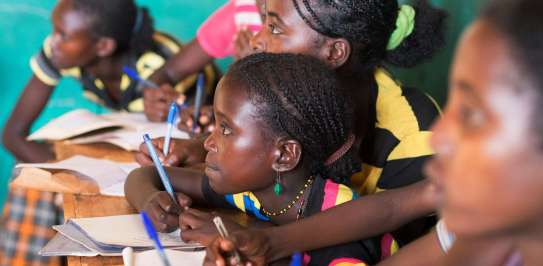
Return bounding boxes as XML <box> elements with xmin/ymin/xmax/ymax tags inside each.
<box><xmin>351</xmin><ymin>69</ymin><xmax>440</xmax><ymax>195</ymax></box>
<box><xmin>30</xmin><ymin>32</ymin><xmax>218</xmax><ymax>112</ymax></box>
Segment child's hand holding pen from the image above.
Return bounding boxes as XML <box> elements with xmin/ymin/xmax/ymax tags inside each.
<box><xmin>204</xmin><ymin>228</ymin><xmax>271</xmax><ymax>266</ymax></box>
<box><xmin>143</xmin><ymin>83</ymin><xmax>185</xmax><ymax>122</ymax></box>
<box><xmin>177</xmin><ymin>104</ymin><xmax>215</xmax><ymax>134</ymax></box>
<box><xmin>141</xmin><ymin>190</ymin><xmax>192</xmax><ymax>233</ymax></box>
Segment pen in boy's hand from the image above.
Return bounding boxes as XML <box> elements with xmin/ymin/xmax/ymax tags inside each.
<box><xmin>141</xmin><ymin>211</ymin><xmax>173</xmax><ymax>266</ymax></box>
<box><xmin>163</xmin><ymin>103</ymin><xmax>178</xmax><ymax>155</ymax></box>
<box><xmin>213</xmin><ymin>216</ymin><xmax>242</xmax><ymax>266</ymax></box>
<box><xmin>143</xmin><ymin>133</ymin><xmax>179</xmax><ymax>210</ymax></box>
<box><xmin>123</xmin><ymin>66</ymin><xmax>159</xmax><ymax>89</ymax></box>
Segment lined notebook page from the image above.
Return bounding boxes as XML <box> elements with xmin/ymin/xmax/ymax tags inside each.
<box><xmin>71</xmin><ymin>214</ymin><xmax>196</xmax><ymax>248</ymax></box>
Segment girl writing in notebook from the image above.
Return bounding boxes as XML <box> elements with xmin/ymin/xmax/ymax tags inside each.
<box><xmin>126</xmin><ymin>53</ymin><xmax>397</xmax><ymax>265</ymax></box>
<box><xmin>137</xmin><ymin>0</ymin><xmax>446</xmax><ymax>247</ymax></box>
<box><xmin>0</xmin><ymin>0</ymin><xmax>217</xmax><ymax>265</ymax></box>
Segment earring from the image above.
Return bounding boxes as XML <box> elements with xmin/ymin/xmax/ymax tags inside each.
<box><xmin>274</xmin><ymin>171</ymin><xmax>283</xmax><ymax>196</ymax></box>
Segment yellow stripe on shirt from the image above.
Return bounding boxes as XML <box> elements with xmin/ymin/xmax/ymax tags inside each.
<box><xmin>30</xmin><ymin>57</ymin><xmax>58</xmax><ymax>86</ymax></box>
<box><xmin>374</xmin><ymin>69</ymin><xmax>420</xmax><ymax>140</ymax></box>
<box><xmin>387</xmin><ymin>131</ymin><xmax>434</xmax><ymax>161</ymax></box>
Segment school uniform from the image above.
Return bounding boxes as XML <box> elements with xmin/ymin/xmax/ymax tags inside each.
<box><xmin>202</xmin><ymin>175</ymin><xmax>398</xmax><ymax>266</ymax></box>
<box><xmin>0</xmin><ymin>32</ymin><xmax>219</xmax><ymax>266</ymax></box>
<box><xmin>351</xmin><ymin>69</ymin><xmax>440</xmax><ymax>195</ymax></box>
<box><xmin>31</xmin><ymin>32</ymin><xmax>218</xmax><ymax>110</ymax></box>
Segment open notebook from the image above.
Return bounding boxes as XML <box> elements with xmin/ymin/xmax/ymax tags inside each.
<box><xmin>27</xmin><ymin>109</ymin><xmax>190</xmax><ymax>151</ymax></box>
<box><xmin>41</xmin><ymin>214</ymin><xmax>203</xmax><ymax>257</ymax></box>
<box><xmin>13</xmin><ymin>155</ymin><xmax>139</xmax><ymax>196</ymax></box>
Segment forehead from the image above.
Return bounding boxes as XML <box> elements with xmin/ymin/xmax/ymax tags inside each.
<box><xmin>266</xmin><ymin>0</ymin><xmax>305</xmax><ymax>26</ymax></box>
<box><xmin>214</xmin><ymin>76</ymin><xmax>261</xmax><ymax>126</ymax></box>
<box><xmin>53</xmin><ymin>0</ymin><xmax>92</xmax><ymax>32</ymax></box>
<box><xmin>451</xmin><ymin>20</ymin><xmax>520</xmax><ymax>97</ymax></box>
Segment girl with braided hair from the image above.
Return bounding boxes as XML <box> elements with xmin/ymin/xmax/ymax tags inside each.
<box><xmin>125</xmin><ymin>53</ymin><xmax>398</xmax><ymax>265</ymax></box>
<box><xmin>0</xmin><ymin>0</ymin><xmax>218</xmax><ymax>264</ymax></box>
<box><xmin>136</xmin><ymin>0</ymin><xmax>447</xmax><ymax>257</ymax></box>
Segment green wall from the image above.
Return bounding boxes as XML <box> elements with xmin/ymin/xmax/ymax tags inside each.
<box><xmin>0</xmin><ymin>0</ymin><xmax>228</xmax><ymax>207</ymax></box>
<box><xmin>0</xmin><ymin>0</ymin><xmax>483</xmax><ymax>208</ymax></box>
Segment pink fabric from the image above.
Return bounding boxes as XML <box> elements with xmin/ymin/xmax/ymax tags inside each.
<box><xmin>380</xmin><ymin>233</ymin><xmax>395</xmax><ymax>260</ymax></box>
<box><xmin>303</xmin><ymin>253</ymin><xmax>311</xmax><ymax>266</ymax></box>
<box><xmin>196</xmin><ymin>0</ymin><xmax>262</xmax><ymax>58</ymax></box>
<box><xmin>321</xmin><ymin>180</ymin><xmax>340</xmax><ymax>211</ymax></box>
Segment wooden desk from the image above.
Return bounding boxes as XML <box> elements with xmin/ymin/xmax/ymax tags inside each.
<box><xmin>52</xmin><ymin>142</ymin><xmax>253</xmax><ymax>266</ymax></box>
<box><xmin>54</xmin><ymin>142</ymin><xmax>136</xmax><ymax>266</ymax></box>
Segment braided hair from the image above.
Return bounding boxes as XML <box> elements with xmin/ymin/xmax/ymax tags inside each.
<box><xmin>481</xmin><ymin>0</ymin><xmax>543</xmax><ymax>144</ymax></box>
<box><xmin>71</xmin><ymin>0</ymin><xmax>156</xmax><ymax>56</ymax></box>
<box><xmin>227</xmin><ymin>53</ymin><xmax>360</xmax><ymax>182</ymax></box>
<box><xmin>292</xmin><ymin>0</ymin><xmax>447</xmax><ymax>72</ymax></box>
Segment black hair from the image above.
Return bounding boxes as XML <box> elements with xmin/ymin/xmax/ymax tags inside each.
<box><xmin>227</xmin><ymin>53</ymin><xmax>360</xmax><ymax>182</ymax></box>
<box><xmin>292</xmin><ymin>0</ymin><xmax>447</xmax><ymax>72</ymax></box>
<box><xmin>481</xmin><ymin>0</ymin><xmax>543</xmax><ymax>141</ymax></box>
<box><xmin>71</xmin><ymin>0</ymin><xmax>156</xmax><ymax>56</ymax></box>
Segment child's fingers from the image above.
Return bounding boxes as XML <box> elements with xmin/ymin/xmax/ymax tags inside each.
<box><xmin>146</xmin><ymin>201</ymin><xmax>170</xmax><ymax>232</ymax></box>
<box><xmin>206</xmin><ymin>238</ymin><xmax>227</xmax><ymax>266</ymax></box>
<box><xmin>134</xmin><ymin>150</ymin><xmax>153</xmax><ymax>166</ymax></box>
<box><xmin>179</xmin><ymin>210</ymin><xmax>206</xmax><ymax>230</ymax></box>
<box><xmin>175</xmin><ymin>193</ymin><xmax>192</xmax><ymax>209</ymax></box>
<box><xmin>156</xmin><ymin>193</ymin><xmax>179</xmax><ymax>214</ymax></box>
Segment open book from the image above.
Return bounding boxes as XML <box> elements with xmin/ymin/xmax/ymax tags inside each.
<box><xmin>42</xmin><ymin>214</ymin><xmax>202</xmax><ymax>257</ymax></box>
<box><xmin>41</xmin><ymin>233</ymin><xmax>205</xmax><ymax>265</ymax></box>
<box><xmin>28</xmin><ymin>109</ymin><xmax>190</xmax><ymax>151</ymax></box>
<box><xmin>13</xmin><ymin>155</ymin><xmax>139</xmax><ymax>196</ymax></box>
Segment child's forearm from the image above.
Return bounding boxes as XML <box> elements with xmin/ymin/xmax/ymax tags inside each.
<box><xmin>124</xmin><ymin>166</ymin><xmax>208</xmax><ymax>210</ymax></box>
<box><xmin>3</xmin><ymin>76</ymin><xmax>54</xmax><ymax>163</ymax></box>
<box><xmin>162</xmin><ymin>39</ymin><xmax>214</xmax><ymax>85</ymax></box>
<box><xmin>264</xmin><ymin>180</ymin><xmax>436</xmax><ymax>261</ymax></box>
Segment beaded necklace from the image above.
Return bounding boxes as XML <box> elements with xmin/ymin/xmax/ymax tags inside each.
<box><xmin>261</xmin><ymin>176</ymin><xmax>314</xmax><ymax>217</ymax></box>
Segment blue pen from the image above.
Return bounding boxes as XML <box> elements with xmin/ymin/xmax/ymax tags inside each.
<box><xmin>140</xmin><ymin>211</ymin><xmax>172</xmax><ymax>266</ymax></box>
<box><xmin>192</xmin><ymin>73</ymin><xmax>205</xmax><ymax>132</ymax></box>
<box><xmin>123</xmin><ymin>66</ymin><xmax>160</xmax><ymax>89</ymax></box>
<box><xmin>143</xmin><ymin>134</ymin><xmax>179</xmax><ymax>208</ymax></box>
<box><xmin>290</xmin><ymin>252</ymin><xmax>302</xmax><ymax>266</ymax></box>
<box><xmin>163</xmin><ymin>103</ymin><xmax>178</xmax><ymax>155</ymax></box>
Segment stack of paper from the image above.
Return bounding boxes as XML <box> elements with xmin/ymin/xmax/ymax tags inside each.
<box><xmin>28</xmin><ymin>109</ymin><xmax>190</xmax><ymax>151</ymax></box>
<box><xmin>41</xmin><ymin>214</ymin><xmax>203</xmax><ymax>257</ymax></box>
<box><xmin>13</xmin><ymin>155</ymin><xmax>139</xmax><ymax>196</ymax></box>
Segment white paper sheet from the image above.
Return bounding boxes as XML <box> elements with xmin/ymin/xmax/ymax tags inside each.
<box><xmin>15</xmin><ymin>155</ymin><xmax>139</xmax><ymax>196</ymax></box>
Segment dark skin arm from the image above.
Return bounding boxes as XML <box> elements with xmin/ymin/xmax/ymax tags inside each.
<box><xmin>143</xmin><ymin>39</ymin><xmax>213</xmax><ymax>122</ymax></box>
<box><xmin>379</xmin><ymin>232</ymin><xmax>517</xmax><ymax>266</ymax></box>
<box><xmin>207</xmin><ymin>180</ymin><xmax>436</xmax><ymax>265</ymax></box>
<box><xmin>378</xmin><ymin>230</ymin><xmax>443</xmax><ymax>266</ymax></box>
<box><xmin>124</xmin><ymin>165</ymin><xmax>207</xmax><ymax>232</ymax></box>
<box><xmin>2</xmin><ymin>75</ymin><xmax>56</xmax><ymax>163</ymax></box>
<box><xmin>265</xmin><ymin>180</ymin><xmax>436</xmax><ymax>260</ymax></box>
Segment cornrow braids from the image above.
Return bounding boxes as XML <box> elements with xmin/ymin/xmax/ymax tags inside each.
<box><xmin>292</xmin><ymin>0</ymin><xmax>447</xmax><ymax>71</ymax></box>
<box><xmin>71</xmin><ymin>0</ymin><xmax>156</xmax><ymax>56</ymax></box>
<box><xmin>227</xmin><ymin>53</ymin><xmax>360</xmax><ymax>182</ymax></box>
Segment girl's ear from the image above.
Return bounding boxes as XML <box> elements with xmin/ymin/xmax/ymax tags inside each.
<box><xmin>95</xmin><ymin>37</ymin><xmax>117</xmax><ymax>57</ymax></box>
<box><xmin>321</xmin><ymin>38</ymin><xmax>351</xmax><ymax>69</ymax></box>
<box><xmin>271</xmin><ymin>138</ymin><xmax>302</xmax><ymax>173</ymax></box>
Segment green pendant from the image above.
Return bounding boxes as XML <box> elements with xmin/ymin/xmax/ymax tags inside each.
<box><xmin>274</xmin><ymin>182</ymin><xmax>283</xmax><ymax>195</ymax></box>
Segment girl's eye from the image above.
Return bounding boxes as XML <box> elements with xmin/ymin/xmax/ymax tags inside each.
<box><xmin>269</xmin><ymin>23</ymin><xmax>281</xmax><ymax>34</ymax></box>
<box><xmin>221</xmin><ymin>123</ymin><xmax>232</xmax><ymax>135</ymax></box>
<box><xmin>459</xmin><ymin>105</ymin><xmax>486</xmax><ymax>130</ymax></box>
